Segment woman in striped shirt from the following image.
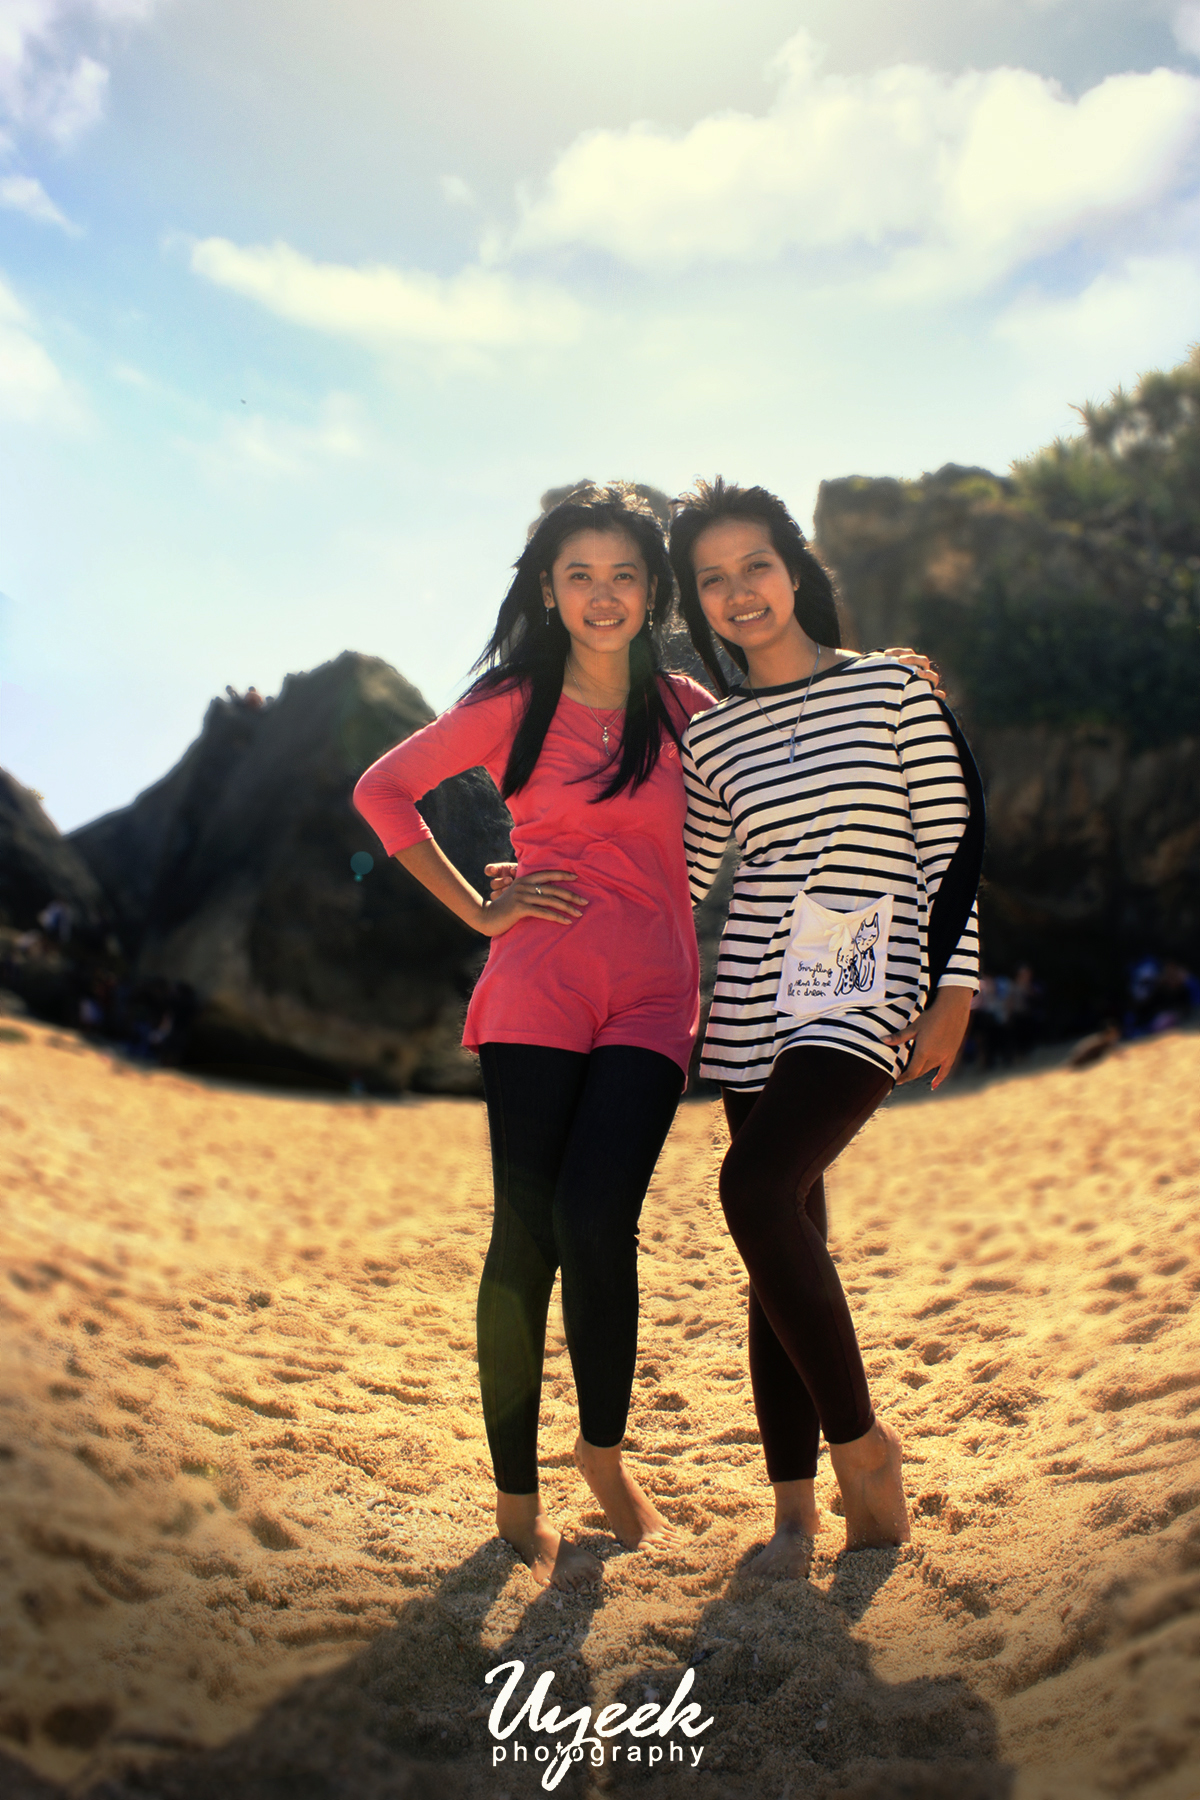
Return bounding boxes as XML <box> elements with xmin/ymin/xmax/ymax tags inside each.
<box><xmin>671</xmin><ymin>478</ymin><xmax>983</xmax><ymax>1573</ymax></box>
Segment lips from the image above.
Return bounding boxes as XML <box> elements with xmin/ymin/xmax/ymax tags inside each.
<box><xmin>729</xmin><ymin>608</ymin><xmax>769</xmax><ymax>625</ymax></box>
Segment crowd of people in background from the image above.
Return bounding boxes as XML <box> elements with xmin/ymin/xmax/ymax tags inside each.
<box><xmin>1125</xmin><ymin>957</ymin><xmax>1200</xmax><ymax>1038</ymax></box>
<box><xmin>959</xmin><ymin>954</ymin><xmax>1199</xmax><ymax>1075</ymax></box>
<box><xmin>75</xmin><ymin>971</ymin><xmax>198</xmax><ymax>1064</ymax></box>
<box><xmin>963</xmin><ymin>965</ymin><xmax>1045</xmax><ymax>1069</ymax></box>
<box><xmin>0</xmin><ymin>900</ymin><xmax>196</xmax><ymax>1066</ymax></box>
<box><xmin>2</xmin><ymin>893</ymin><xmax>1197</xmax><ymax>1084</ymax></box>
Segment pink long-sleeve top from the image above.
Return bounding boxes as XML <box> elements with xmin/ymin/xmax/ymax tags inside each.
<box><xmin>353</xmin><ymin>674</ymin><xmax>715</xmax><ymax>1076</ymax></box>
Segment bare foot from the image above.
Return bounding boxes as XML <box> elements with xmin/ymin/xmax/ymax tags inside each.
<box><xmin>747</xmin><ymin>1477</ymin><xmax>822</xmax><ymax>1577</ymax></box>
<box><xmin>496</xmin><ymin>1491</ymin><xmax>600</xmax><ymax>1591</ymax></box>
<box><xmin>829</xmin><ymin>1420</ymin><xmax>911</xmax><ymax>1552</ymax></box>
<box><xmin>574</xmin><ymin>1436</ymin><xmax>679</xmax><ymax>1550</ymax></box>
<box><xmin>748</xmin><ymin>1522</ymin><xmax>815</xmax><ymax>1578</ymax></box>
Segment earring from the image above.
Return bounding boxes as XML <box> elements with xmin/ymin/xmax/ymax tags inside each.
<box><xmin>544</xmin><ymin>605</ymin><xmax>553</xmax><ymax>627</ymax></box>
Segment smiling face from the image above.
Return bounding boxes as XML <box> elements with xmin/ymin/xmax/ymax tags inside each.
<box><xmin>541</xmin><ymin>527</ymin><xmax>654</xmax><ymax>663</ymax></box>
<box><xmin>691</xmin><ymin>516</ymin><xmax>811</xmax><ymax>663</ymax></box>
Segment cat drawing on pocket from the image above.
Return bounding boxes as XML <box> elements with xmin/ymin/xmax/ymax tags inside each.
<box><xmin>834</xmin><ymin>912</ymin><xmax>880</xmax><ymax>997</ymax></box>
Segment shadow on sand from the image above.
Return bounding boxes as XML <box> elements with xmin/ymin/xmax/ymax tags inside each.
<box><xmin>1</xmin><ymin>1527</ymin><xmax>1013</xmax><ymax>1800</ymax></box>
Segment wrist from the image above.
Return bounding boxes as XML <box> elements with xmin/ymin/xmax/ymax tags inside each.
<box><xmin>932</xmin><ymin>983</ymin><xmax>973</xmax><ymax>1012</ymax></box>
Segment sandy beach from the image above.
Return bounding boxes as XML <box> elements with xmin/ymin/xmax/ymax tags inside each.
<box><xmin>1</xmin><ymin>1019</ymin><xmax>1199</xmax><ymax>1799</ymax></box>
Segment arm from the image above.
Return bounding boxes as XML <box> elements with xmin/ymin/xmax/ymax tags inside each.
<box><xmin>681</xmin><ymin>738</ymin><xmax>733</xmax><ymax>907</ymax></box>
<box><xmin>395</xmin><ymin>839</ymin><xmax>584</xmax><ymax>937</ymax></box>
<box><xmin>883</xmin><ymin>679</ymin><xmax>981</xmax><ymax>1087</ymax></box>
<box><xmin>353</xmin><ymin>691</ymin><xmax>583</xmax><ymax>936</ymax></box>
<box><xmin>353</xmin><ymin>691</ymin><xmax>515</xmax><ymax>859</ymax></box>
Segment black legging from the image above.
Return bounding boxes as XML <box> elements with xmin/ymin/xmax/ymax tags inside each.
<box><xmin>721</xmin><ymin>1045</ymin><xmax>892</xmax><ymax>1483</ymax></box>
<box><xmin>477</xmin><ymin>1042</ymin><xmax>684</xmax><ymax>1495</ymax></box>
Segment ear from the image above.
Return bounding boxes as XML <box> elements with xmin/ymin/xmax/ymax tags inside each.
<box><xmin>540</xmin><ymin>570</ymin><xmax>554</xmax><ymax>604</ymax></box>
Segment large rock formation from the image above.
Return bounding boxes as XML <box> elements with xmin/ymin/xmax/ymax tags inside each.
<box><xmin>815</xmin><ymin>467</ymin><xmax>1200</xmax><ymax>1015</ymax></box>
<box><xmin>68</xmin><ymin>653</ymin><xmax>514</xmax><ymax>1092</ymax></box>
<box><xmin>8</xmin><ymin>457</ymin><xmax>1191</xmax><ymax>1088</ymax></box>
<box><xmin>816</xmin><ymin>466</ymin><xmax>1060</xmax><ymax>660</ymax></box>
<box><xmin>0</xmin><ymin>770</ymin><xmax>106</xmax><ymax>931</ymax></box>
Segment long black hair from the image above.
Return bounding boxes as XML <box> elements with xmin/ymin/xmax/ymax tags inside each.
<box><xmin>669</xmin><ymin>477</ymin><xmax>842</xmax><ymax>695</ymax></box>
<box><xmin>469</xmin><ymin>483</ymin><xmax>682</xmax><ymax>801</ymax></box>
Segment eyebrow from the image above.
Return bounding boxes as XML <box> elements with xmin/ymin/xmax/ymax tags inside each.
<box><xmin>563</xmin><ymin>558</ymin><xmax>639</xmax><ymax>570</ymax></box>
<box><xmin>694</xmin><ymin>545</ymin><xmax>773</xmax><ymax>574</ymax></box>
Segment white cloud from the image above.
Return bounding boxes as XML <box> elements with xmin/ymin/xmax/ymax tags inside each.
<box><xmin>507</xmin><ymin>31</ymin><xmax>1200</xmax><ymax>298</ymax></box>
<box><xmin>1177</xmin><ymin>6</ymin><xmax>1200</xmax><ymax>58</ymax></box>
<box><xmin>0</xmin><ymin>0</ymin><xmax>160</xmax><ymax>147</ymax></box>
<box><xmin>440</xmin><ymin>174</ymin><xmax>475</xmax><ymax>207</ymax></box>
<box><xmin>0</xmin><ymin>270</ymin><xmax>77</xmax><ymax>424</ymax></box>
<box><xmin>182</xmin><ymin>392</ymin><xmax>368</xmax><ymax>481</ymax></box>
<box><xmin>0</xmin><ymin>171</ymin><xmax>76</xmax><ymax>229</ymax></box>
<box><xmin>992</xmin><ymin>252</ymin><xmax>1200</xmax><ymax>427</ymax></box>
<box><xmin>189</xmin><ymin>236</ymin><xmax>584</xmax><ymax>351</ymax></box>
<box><xmin>111</xmin><ymin>358</ymin><xmax>153</xmax><ymax>387</ymax></box>
<box><xmin>995</xmin><ymin>252</ymin><xmax>1200</xmax><ymax>363</ymax></box>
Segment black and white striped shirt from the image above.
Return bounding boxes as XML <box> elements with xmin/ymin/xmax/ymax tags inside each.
<box><xmin>682</xmin><ymin>653</ymin><xmax>980</xmax><ymax>1087</ymax></box>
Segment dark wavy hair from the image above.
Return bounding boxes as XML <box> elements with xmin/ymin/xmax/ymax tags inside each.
<box><xmin>468</xmin><ymin>483</ymin><xmax>683</xmax><ymax>800</ymax></box>
<box><xmin>669</xmin><ymin>477</ymin><xmax>841</xmax><ymax>694</ymax></box>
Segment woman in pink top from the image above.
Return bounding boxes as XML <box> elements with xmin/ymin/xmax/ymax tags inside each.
<box><xmin>354</xmin><ymin>485</ymin><xmax>712</xmax><ymax>1590</ymax></box>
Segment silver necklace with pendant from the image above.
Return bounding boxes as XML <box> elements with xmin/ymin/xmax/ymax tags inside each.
<box><xmin>746</xmin><ymin>645</ymin><xmax>822</xmax><ymax>763</ymax></box>
<box><xmin>567</xmin><ymin>656</ymin><xmax>626</xmax><ymax>752</ymax></box>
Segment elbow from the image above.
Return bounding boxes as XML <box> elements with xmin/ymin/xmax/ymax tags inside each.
<box><xmin>351</xmin><ymin>769</ymin><xmax>375</xmax><ymax>822</ymax></box>
<box><xmin>352</xmin><ymin>766</ymin><xmax>397</xmax><ymax>838</ymax></box>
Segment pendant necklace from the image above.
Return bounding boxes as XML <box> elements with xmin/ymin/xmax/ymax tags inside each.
<box><xmin>746</xmin><ymin>646</ymin><xmax>822</xmax><ymax>764</ymax></box>
<box><xmin>567</xmin><ymin>656</ymin><xmax>626</xmax><ymax>752</ymax></box>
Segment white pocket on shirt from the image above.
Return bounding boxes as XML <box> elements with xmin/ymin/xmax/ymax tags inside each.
<box><xmin>775</xmin><ymin>892</ymin><xmax>895</xmax><ymax>1020</ymax></box>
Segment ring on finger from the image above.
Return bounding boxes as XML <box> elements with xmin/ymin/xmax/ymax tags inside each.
<box><xmin>534</xmin><ymin>885</ymin><xmax>542</xmax><ymax>897</ymax></box>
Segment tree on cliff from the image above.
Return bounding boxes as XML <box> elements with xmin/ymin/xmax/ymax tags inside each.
<box><xmin>1015</xmin><ymin>345</ymin><xmax>1200</xmax><ymax>548</ymax></box>
<box><xmin>814</xmin><ymin>351</ymin><xmax>1200</xmax><ymax>1015</ymax></box>
<box><xmin>904</xmin><ymin>348</ymin><xmax>1200</xmax><ymax>752</ymax></box>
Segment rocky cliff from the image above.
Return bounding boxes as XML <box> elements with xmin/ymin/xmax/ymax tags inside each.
<box><xmin>815</xmin><ymin>465</ymin><xmax>1200</xmax><ymax>1015</ymax></box>
<box><xmin>0</xmin><ymin>770</ymin><xmax>106</xmax><ymax>932</ymax></box>
<box><xmin>68</xmin><ymin>653</ymin><xmax>514</xmax><ymax>1092</ymax></box>
<box><xmin>8</xmin><ymin>425</ymin><xmax>1195</xmax><ymax>1088</ymax></box>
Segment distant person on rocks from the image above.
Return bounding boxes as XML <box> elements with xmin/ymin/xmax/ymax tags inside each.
<box><xmin>37</xmin><ymin>899</ymin><xmax>74</xmax><ymax>945</ymax></box>
<box><xmin>1008</xmin><ymin>964</ymin><xmax>1045</xmax><ymax>1058</ymax></box>
<box><xmin>972</xmin><ymin>973</ymin><xmax>1012</xmax><ymax>1068</ymax></box>
<box><xmin>356</xmin><ymin>484</ymin><xmax>942</xmax><ymax>1591</ymax></box>
<box><xmin>670</xmin><ymin>478</ymin><xmax>983</xmax><ymax>1573</ymax></box>
<box><xmin>225</xmin><ymin>684</ymin><xmax>266</xmax><ymax>710</ymax></box>
<box><xmin>1126</xmin><ymin>957</ymin><xmax>1199</xmax><ymax>1037</ymax></box>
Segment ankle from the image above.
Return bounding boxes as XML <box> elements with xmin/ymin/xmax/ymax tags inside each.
<box><xmin>831</xmin><ymin>1421</ymin><xmax>888</xmax><ymax>1473</ymax></box>
<box><xmin>576</xmin><ymin>1435</ymin><xmax>622</xmax><ymax>1470</ymax></box>
<box><xmin>496</xmin><ymin>1490</ymin><xmax>542</xmax><ymax>1532</ymax></box>
<box><xmin>770</xmin><ymin>1478</ymin><xmax>819</xmax><ymax>1532</ymax></box>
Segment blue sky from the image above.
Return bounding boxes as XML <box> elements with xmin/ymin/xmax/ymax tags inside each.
<box><xmin>2</xmin><ymin>0</ymin><xmax>1200</xmax><ymax>830</ymax></box>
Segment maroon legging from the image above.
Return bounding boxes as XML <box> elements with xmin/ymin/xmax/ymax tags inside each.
<box><xmin>721</xmin><ymin>1045</ymin><xmax>892</xmax><ymax>1483</ymax></box>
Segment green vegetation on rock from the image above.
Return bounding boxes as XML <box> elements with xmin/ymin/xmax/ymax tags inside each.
<box><xmin>909</xmin><ymin>348</ymin><xmax>1200</xmax><ymax>749</ymax></box>
<box><xmin>815</xmin><ymin>349</ymin><xmax>1200</xmax><ymax>1008</ymax></box>
<box><xmin>916</xmin><ymin>569</ymin><xmax>1200</xmax><ymax>750</ymax></box>
<box><xmin>1013</xmin><ymin>345</ymin><xmax>1200</xmax><ymax>544</ymax></box>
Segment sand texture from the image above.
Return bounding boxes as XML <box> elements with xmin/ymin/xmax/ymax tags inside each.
<box><xmin>1</xmin><ymin>1020</ymin><xmax>1199</xmax><ymax>1799</ymax></box>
